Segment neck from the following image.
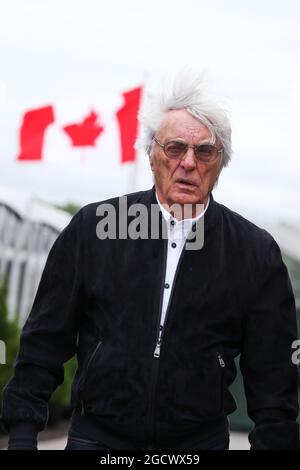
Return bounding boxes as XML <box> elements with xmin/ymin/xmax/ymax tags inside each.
<box><xmin>156</xmin><ymin>192</ymin><xmax>209</xmax><ymax>221</ymax></box>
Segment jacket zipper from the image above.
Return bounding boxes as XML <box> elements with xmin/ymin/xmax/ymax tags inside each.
<box><xmin>146</xmin><ymin>235</ymin><xmax>187</xmax><ymax>449</ymax></box>
<box><xmin>217</xmin><ymin>352</ymin><xmax>225</xmax><ymax>368</ymax></box>
<box><xmin>79</xmin><ymin>340</ymin><xmax>103</xmax><ymax>416</ymax></box>
<box><xmin>153</xmin><ymin>325</ymin><xmax>163</xmax><ymax>358</ymax></box>
<box><xmin>216</xmin><ymin>351</ymin><xmax>225</xmax><ymax>414</ymax></box>
<box><xmin>154</xmin><ymin>220</ymin><xmax>198</xmax><ymax>360</ymax></box>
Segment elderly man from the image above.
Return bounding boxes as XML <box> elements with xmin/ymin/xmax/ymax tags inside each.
<box><xmin>2</xmin><ymin>75</ymin><xmax>299</xmax><ymax>450</ymax></box>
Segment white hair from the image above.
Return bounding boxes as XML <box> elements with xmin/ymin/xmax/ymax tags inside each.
<box><xmin>135</xmin><ymin>72</ymin><xmax>232</xmax><ymax>169</ymax></box>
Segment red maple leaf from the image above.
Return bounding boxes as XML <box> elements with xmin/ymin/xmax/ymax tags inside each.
<box><xmin>63</xmin><ymin>111</ymin><xmax>104</xmax><ymax>147</ymax></box>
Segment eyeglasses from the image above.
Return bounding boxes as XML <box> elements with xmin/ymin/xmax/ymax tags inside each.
<box><xmin>153</xmin><ymin>137</ymin><xmax>223</xmax><ymax>163</ymax></box>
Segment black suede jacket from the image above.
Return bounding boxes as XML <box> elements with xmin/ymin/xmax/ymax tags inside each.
<box><xmin>1</xmin><ymin>187</ymin><xmax>299</xmax><ymax>449</ymax></box>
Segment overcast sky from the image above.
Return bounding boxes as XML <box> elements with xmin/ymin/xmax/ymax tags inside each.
<box><xmin>0</xmin><ymin>0</ymin><xmax>299</xmax><ymax>249</ymax></box>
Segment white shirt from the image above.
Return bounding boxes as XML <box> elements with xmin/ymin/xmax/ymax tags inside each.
<box><xmin>155</xmin><ymin>192</ymin><xmax>210</xmax><ymax>327</ymax></box>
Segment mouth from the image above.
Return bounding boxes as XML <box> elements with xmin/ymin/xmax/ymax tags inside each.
<box><xmin>176</xmin><ymin>178</ymin><xmax>197</xmax><ymax>187</ymax></box>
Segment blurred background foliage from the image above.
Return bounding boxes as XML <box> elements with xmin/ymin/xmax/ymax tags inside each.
<box><xmin>53</xmin><ymin>203</ymin><xmax>81</xmax><ymax>216</ymax></box>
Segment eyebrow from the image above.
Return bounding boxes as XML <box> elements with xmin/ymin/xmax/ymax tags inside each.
<box><xmin>166</xmin><ymin>138</ymin><xmax>214</xmax><ymax>145</ymax></box>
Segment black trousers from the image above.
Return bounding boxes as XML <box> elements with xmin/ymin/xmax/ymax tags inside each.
<box><xmin>65</xmin><ymin>435</ymin><xmax>230</xmax><ymax>450</ymax></box>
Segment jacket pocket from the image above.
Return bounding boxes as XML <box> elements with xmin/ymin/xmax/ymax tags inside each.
<box><xmin>164</xmin><ymin>349</ymin><xmax>227</xmax><ymax>423</ymax></box>
<box><xmin>197</xmin><ymin>350</ymin><xmax>226</xmax><ymax>417</ymax></box>
<box><xmin>78</xmin><ymin>340</ymin><xmax>103</xmax><ymax>409</ymax></box>
<box><xmin>215</xmin><ymin>351</ymin><xmax>226</xmax><ymax>415</ymax></box>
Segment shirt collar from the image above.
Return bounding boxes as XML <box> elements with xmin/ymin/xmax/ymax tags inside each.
<box><xmin>155</xmin><ymin>191</ymin><xmax>210</xmax><ymax>226</ymax></box>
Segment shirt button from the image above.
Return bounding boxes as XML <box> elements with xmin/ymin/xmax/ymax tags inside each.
<box><xmin>171</xmin><ymin>242</ymin><xmax>177</xmax><ymax>248</ymax></box>
<box><xmin>170</xmin><ymin>220</ymin><xmax>175</xmax><ymax>226</ymax></box>
<box><xmin>164</xmin><ymin>283</ymin><xmax>170</xmax><ymax>289</ymax></box>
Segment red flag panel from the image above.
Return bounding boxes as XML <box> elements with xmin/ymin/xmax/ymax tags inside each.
<box><xmin>17</xmin><ymin>105</ymin><xmax>55</xmax><ymax>161</ymax></box>
<box><xmin>116</xmin><ymin>86</ymin><xmax>142</xmax><ymax>163</ymax></box>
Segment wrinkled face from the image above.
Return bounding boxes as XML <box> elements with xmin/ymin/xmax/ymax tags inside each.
<box><xmin>149</xmin><ymin>109</ymin><xmax>223</xmax><ymax>216</ymax></box>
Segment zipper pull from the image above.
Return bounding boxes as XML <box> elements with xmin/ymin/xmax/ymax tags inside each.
<box><xmin>217</xmin><ymin>353</ymin><xmax>225</xmax><ymax>368</ymax></box>
<box><xmin>81</xmin><ymin>400</ymin><xmax>85</xmax><ymax>416</ymax></box>
<box><xmin>154</xmin><ymin>326</ymin><xmax>163</xmax><ymax>358</ymax></box>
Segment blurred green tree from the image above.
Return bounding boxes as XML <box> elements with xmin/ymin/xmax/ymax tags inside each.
<box><xmin>54</xmin><ymin>202</ymin><xmax>81</xmax><ymax>216</ymax></box>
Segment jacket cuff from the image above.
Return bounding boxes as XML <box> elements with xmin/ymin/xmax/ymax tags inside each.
<box><xmin>8</xmin><ymin>422</ymin><xmax>39</xmax><ymax>450</ymax></box>
<box><xmin>249</xmin><ymin>421</ymin><xmax>300</xmax><ymax>450</ymax></box>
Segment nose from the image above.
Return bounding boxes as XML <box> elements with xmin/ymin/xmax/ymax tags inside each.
<box><xmin>179</xmin><ymin>146</ymin><xmax>197</xmax><ymax>170</ymax></box>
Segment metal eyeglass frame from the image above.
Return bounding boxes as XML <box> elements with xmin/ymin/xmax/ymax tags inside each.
<box><xmin>152</xmin><ymin>136</ymin><xmax>223</xmax><ymax>162</ymax></box>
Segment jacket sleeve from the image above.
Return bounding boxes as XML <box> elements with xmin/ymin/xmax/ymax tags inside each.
<box><xmin>1</xmin><ymin>208</ymin><xmax>85</xmax><ymax>447</ymax></box>
<box><xmin>240</xmin><ymin>238</ymin><xmax>300</xmax><ymax>450</ymax></box>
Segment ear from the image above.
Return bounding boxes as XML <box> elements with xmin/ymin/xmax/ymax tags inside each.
<box><xmin>149</xmin><ymin>157</ymin><xmax>154</xmax><ymax>172</ymax></box>
<box><xmin>148</xmin><ymin>151</ymin><xmax>154</xmax><ymax>172</ymax></box>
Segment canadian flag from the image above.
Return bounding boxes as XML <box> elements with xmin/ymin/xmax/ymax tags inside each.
<box><xmin>17</xmin><ymin>85</ymin><xmax>142</xmax><ymax>164</ymax></box>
